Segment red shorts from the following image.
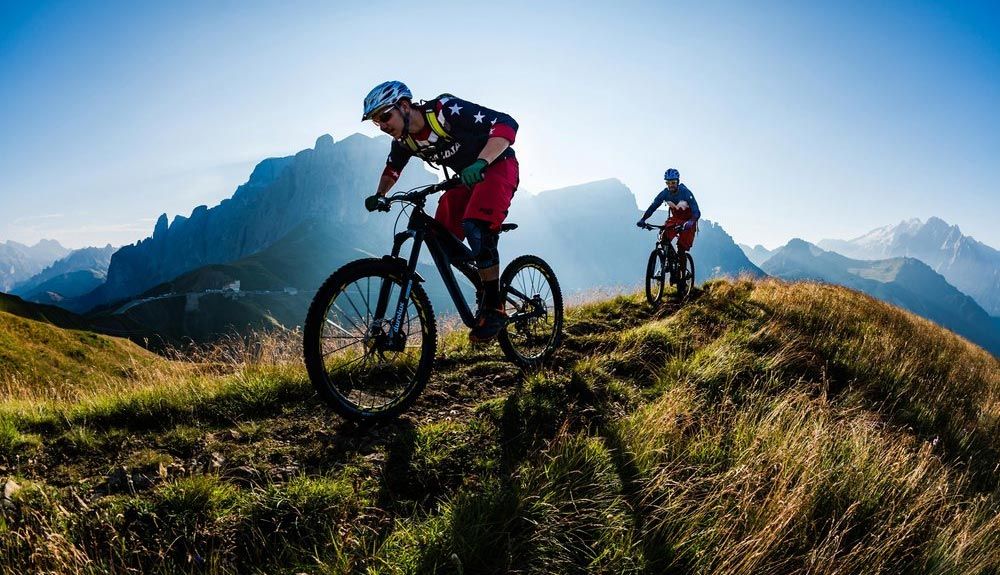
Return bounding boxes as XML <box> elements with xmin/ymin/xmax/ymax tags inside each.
<box><xmin>435</xmin><ymin>156</ymin><xmax>519</xmax><ymax>240</ymax></box>
<box><xmin>662</xmin><ymin>209</ymin><xmax>697</xmax><ymax>251</ymax></box>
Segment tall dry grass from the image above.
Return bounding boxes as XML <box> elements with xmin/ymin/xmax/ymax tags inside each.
<box><xmin>2</xmin><ymin>277</ymin><xmax>998</xmax><ymax>574</ymax></box>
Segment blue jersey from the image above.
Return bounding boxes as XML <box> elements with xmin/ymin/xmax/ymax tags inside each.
<box><xmin>641</xmin><ymin>183</ymin><xmax>701</xmax><ymax>221</ymax></box>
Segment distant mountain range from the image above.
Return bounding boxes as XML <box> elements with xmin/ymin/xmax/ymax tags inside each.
<box><xmin>0</xmin><ymin>239</ymin><xmax>70</xmax><ymax>291</ymax></box>
<box><xmin>84</xmin><ymin>177</ymin><xmax>761</xmax><ymax>344</ymax></box>
<box><xmin>13</xmin><ymin>133</ymin><xmax>992</xmax><ymax>357</ymax></box>
<box><xmin>760</xmin><ymin>238</ymin><xmax>1000</xmax><ymax>356</ymax></box>
<box><xmin>818</xmin><ymin>218</ymin><xmax>1000</xmax><ymax>316</ymax></box>
<box><xmin>10</xmin><ymin>244</ymin><xmax>115</xmax><ymax>304</ymax></box>
<box><xmin>738</xmin><ymin>243</ymin><xmax>774</xmax><ymax>268</ymax></box>
<box><xmin>43</xmin><ymin>135</ymin><xmax>761</xmax><ymax>343</ymax></box>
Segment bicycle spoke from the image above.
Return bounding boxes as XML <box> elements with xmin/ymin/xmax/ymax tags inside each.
<box><xmin>365</xmin><ymin>277</ymin><xmax>373</xmax><ymax>324</ymax></box>
<box><xmin>342</xmin><ymin>290</ymin><xmax>368</xmax><ymax>328</ymax></box>
<box><xmin>353</xmin><ymin>281</ymin><xmax>372</xmax><ymax>327</ymax></box>
<box><xmin>322</xmin><ymin>339</ymin><xmax>364</xmax><ymax>358</ymax></box>
<box><xmin>324</xmin><ymin>317</ymin><xmax>360</xmax><ymax>338</ymax></box>
<box><xmin>331</xmin><ymin>302</ymin><xmax>365</xmax><ymax>334</ymax></box>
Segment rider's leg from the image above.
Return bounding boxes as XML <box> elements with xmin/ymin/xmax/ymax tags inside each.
<box><xmin>461</xmin><ymin>157</ymin><xmax>518</xmax><ymax>342</ymax></box>
<box><xmin>663</xmin><ymin>216</ymin><xmax>688</xmax><ymax>282</ymax></box>
<box><xmin>677</xmin><ymin>224</ymin><xmax>696</xmax><ymax>266</ymax></box>
<box><xmin>464</xmin><ymin>219</ymin><xmax>504</xmax><ymax>342</ymax></box>
<box><xmin>463</xmin><ymin>218</ymin><xmax>501</xmax><ymax>307</ymax></box>
<box><xmin>433</xmin><ymin>185</ymin><xmax>473</xmax><ymax>240</ymax></box>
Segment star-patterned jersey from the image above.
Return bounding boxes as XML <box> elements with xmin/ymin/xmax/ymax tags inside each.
<box><xmin>383</xmin><ymin>95</ymin><xmax>518</xmax><ymax>178</ymax></box>
<box><xmin>641</xmin><ymin>183</ymin><xmax>701</xmax><ymax>222</ymax></box>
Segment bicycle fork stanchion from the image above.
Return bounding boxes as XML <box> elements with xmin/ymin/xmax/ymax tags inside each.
<box><xmin>382</xmin><ymin>231</ymin><xmax>424</xmax><ymax>352</ymax></box>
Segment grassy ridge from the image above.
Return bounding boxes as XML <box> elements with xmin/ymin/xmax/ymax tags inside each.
<box><xmin>0</xmin><ymin>278</ymin><xmax>997</xmax><ymax>574</ymax></box>
<box><xmin>0</xmin><ymin>307</ymin><xmax>190</xmax><ymax>403</ymax></box>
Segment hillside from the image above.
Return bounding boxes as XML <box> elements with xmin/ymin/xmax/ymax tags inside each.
<box><xmin>763</xmin><ymin>239</ymin><xmax>1000</xmax><ymax>356</ymax></box>
<box><xmin>1</xmin><ymin>278</ymin><xmax>998</xmax><ymax>574</ymax></box>
<box><xmin>87</xmin><ymin>219</ymin><xmax>451</xmax><ymax>345</ymax></box>
<box><xmin>0</xmin><ymin>292</ymin><xmax>90</xmax><ymax>330</ymax></box>
<box><xmin>0</xmin><ymin>294</ymin><xmax>184</xmax><ymax>403</ymax></box>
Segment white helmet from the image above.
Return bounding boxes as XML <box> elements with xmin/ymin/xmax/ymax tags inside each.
<box><xmin>362</xmin><ymin>81</ymin><xmax>412</xmax><ymax>121</ymax></box>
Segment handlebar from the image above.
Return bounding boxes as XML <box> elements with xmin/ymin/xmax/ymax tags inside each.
<box><xmin>385</xmin><ymin>177</ymin><xmax>463</xmax><ymax>207</ymax></box>
<box><xmin>641</xmin><ymin>222</ymin><xmax>685</xmax><ymax>232</ymax></box>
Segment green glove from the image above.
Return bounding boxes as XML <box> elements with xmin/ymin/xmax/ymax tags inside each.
<box><xmin>365</xmin><ymin>194</ymin><xmax>383</xmax><ymax>212</ymax></box>
<box><xmin>460</xmin><ymin>159</ymin><xmax>488</xmax><ymax>187</ymax></box>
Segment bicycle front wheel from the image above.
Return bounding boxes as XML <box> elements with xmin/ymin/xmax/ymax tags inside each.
<box><xmin>498</xmin><ymin>255</ymin><xmax>563</xmax><ymax>368</ymax></box>
<box><xmin>645</xmin><ymin>248</ymin><xmax>666</xmax><ymax>306</ymax></box>
<box><xmin>303</xmin><ymin>258</ymin><xmax>437</xmax><ymax>422</ymax></box>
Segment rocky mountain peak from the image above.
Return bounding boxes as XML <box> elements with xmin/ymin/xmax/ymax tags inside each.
<box><xmin>153</xmin><ymin>214</ymin><xmax>169</xmax><ymax>240</ymax></box>
<box><xmin>75</xmin><ymin>133</ymin><xmax>436</xmax><ymax>310</ymax></box>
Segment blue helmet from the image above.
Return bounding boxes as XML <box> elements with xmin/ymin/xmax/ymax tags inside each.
<box><xmin>362</xmin><ymin>81</ymin><xmax>412</xmax><ymax>121</ymax></box>
<box><xmin>664</xmin><ymin>168</ymin><xmax>680</xmax><ymax>181</ymax></box>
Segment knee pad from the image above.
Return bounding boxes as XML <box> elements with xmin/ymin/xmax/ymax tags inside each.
<box><xmin>462</xmin><ymin>219</ymin><xmax>500</xmax><ymax>269</ymax></box>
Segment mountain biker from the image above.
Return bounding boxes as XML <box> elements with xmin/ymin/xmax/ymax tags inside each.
<box><xmin>362</xmin><ymin>81</ymin><xmax>519</xmax><ymax>343</ymax></box>
<box><xmin>636</xmin><ymin>168</ymin><xmax>700</xmax><ymax>267</ymax></box>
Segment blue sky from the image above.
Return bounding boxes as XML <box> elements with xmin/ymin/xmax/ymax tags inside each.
<box><xmin>1</xmin><ymin>0</ymin><xmax>998</xmax><ymax>249</ymax></box>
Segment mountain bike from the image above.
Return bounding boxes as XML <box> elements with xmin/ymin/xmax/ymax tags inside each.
<box><xmin>303</xmin><ymin>178</ymin><xmax>563</xmax><ymax>422</ymax></box>
<box><xmin>640</xmin><ymin>222</ymin><xmax>695</xmax><ymax>305</ymax></box>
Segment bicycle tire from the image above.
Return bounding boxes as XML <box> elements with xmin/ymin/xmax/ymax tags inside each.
<box><xmin>645</xmin><ymin>248</ymin><xmax>666</xmax><ymax>306</ymax></box>
<box><xmin>303</xmin><ymin>258</ymin><xmax>436</xmax><ymax>422</ymax></box>
<box><xmin>673</xmin><ymin>252</ymin><xmax>696</xmax><ymax>301</ymax></box>
<box><xmin>497</xmin><ymin>255</ymin><xmax>564</xmax><ymax>368</ymax></box>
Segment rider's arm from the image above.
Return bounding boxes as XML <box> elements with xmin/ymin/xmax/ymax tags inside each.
<box><xmin>640</xmin><ymin>189</ymin><xmax>669</xmax><ymax>221</ymax></box>
<box><xmin>375</xmin><ymin>172</ymin><xmax>397</xmax><ymax>197</ymax></box>
<box><xmin>440</xmin><ymin>96</ymin><xmax>518</xmax><ymax>163</ymax></box>
<box><xmin>681</xmin><ymin>184</ymin><xmax>701</xmax><ymax>220</ymax></box>
<box><xmin>478</xmin><ymin>136</ymin><xmax>511</xmax><ymax>164</ymax></box>
<box><xmin>376</xmin><ymin>141</ymin><xmax>412</xmax><ymax>196</ymax></box>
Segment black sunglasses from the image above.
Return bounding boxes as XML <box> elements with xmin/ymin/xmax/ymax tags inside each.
<box><xmin>374</xmin><ymin>106</ymin><xmax>396</xmax><ymax>124</ymax></box>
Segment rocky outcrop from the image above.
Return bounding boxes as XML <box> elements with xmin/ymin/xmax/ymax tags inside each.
<box><xmin>80</xmin><ymin>134</ymin><xmax>436</xmax><ymax>310</ymax></box>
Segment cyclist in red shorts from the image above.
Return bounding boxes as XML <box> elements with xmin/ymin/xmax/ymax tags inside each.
<box><xmin>362</xmin><ymin>81</ymin><xmax>520</xmax><ymax>342</ymax></box>
<box><xmin>637</xmin><ymin>168</ymin><xmax>701</xmax><ymax>270</ymax></box>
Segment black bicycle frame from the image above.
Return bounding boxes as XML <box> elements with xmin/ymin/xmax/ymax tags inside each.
<box><xmin>371</xmin><ymin>195</ymin><xmax>544</xmax><ymax>340</ymax></box>
<box><xmin>653</xmin><ymin>227</ymin><xmax>682</xmax><ymax>276</ymax></box>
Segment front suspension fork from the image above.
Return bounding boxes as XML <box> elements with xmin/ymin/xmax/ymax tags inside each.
<box><xmin>373</xmin><ymin>231</ymin><xmax>424</xmax><ymax>351</ymax></box>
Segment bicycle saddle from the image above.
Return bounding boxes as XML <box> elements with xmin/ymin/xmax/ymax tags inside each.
<box><xmin>499</xmin><ymin>223</ymin><xmax>518</xmax><ymax>233</ymax></box>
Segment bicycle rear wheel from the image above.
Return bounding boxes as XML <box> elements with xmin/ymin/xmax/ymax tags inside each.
<box><xmin>303</xmin><ymin>258</ymin><xmax>436</xmax><ymax>422</ymax></box>
<box><xmin>498</xmin><ymin>255</ymin><xmax>563</xmax><ymax>368</ymax></box>
<box><xmin>645</xmin><ymin>248</ymin><xmax>666</xmax><ymax>306</ymax></box>
<box><xmin>673</xmin><ymin>252</ymin><xmax>696</xmax><ymax>300</ymax></box>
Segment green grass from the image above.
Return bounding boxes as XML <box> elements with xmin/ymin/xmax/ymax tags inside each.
<box><xmin>0</xmin><ymin>307</ymin><xmax>192</xmax><ymax>403</ymax></box>
<box><xmin>0</xmin><ymin>278</ymin><xmax>997</xmax><ymax>574</ymax></box>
